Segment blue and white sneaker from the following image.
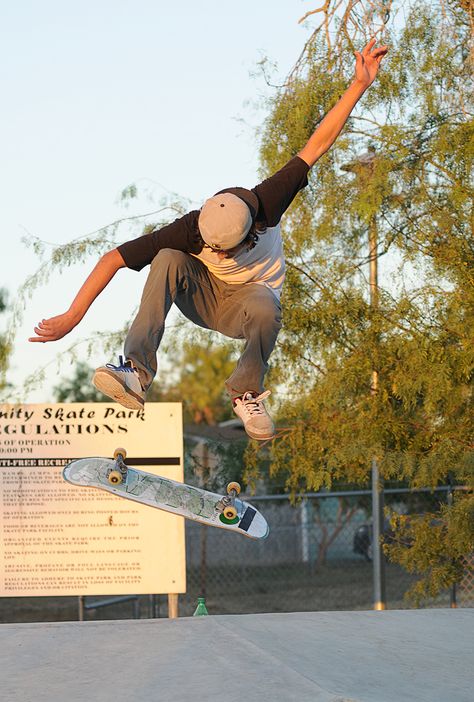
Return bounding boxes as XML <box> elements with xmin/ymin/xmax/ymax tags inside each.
<box><xmin>93</xmin><ymin>356</ymin><xmax>145</xmax><ymax>410</ymax></box>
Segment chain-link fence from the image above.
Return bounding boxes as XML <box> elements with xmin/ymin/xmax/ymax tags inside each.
<box><xmin>179</xmin><ymin>485</ymin><xmax>473</xmax><ymax>616</ymax></box>
<box><xmin>1</xmin><ymin>486</ymin><xmax>471</xmax><ymax>622</ymax></box>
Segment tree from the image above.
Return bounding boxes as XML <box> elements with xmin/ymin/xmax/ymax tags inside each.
<box><xmin>8</xmin><ymin>196</ymin><xmax>191</xmax><ymax>399</ymax></box>
<box><xmin>11</xmin><ymin>0</ymin><xmax>473</xmax><ymax>599</ymax></box>
<box><xmin>250</xmin><ymin>0</ymin><xmax>473</xmax><ymax>599</ymax></box>
<box><xmin>148</xmin><ymin>329</ymin><xmax>239</xmax><ymax>426</ymax></box>
<box><xmin>0</xmin><ymin>289</ymin><xmax>11</xmax><ymax>395</ymax></box>
<box><xmin>312</xmin><ymin>495</ymin><xmax>359</xmax><ymax>567</ymax></box>
<box><xmin>148</xmin><ymin>331</ymin><xmax>248</xmax><ymax>488</ymax></box>
<box><xmin>53</xmin><ymin>361</ymin><xmax>108</xmax><ymax>402</ymax></box>
<box><xmin>50</xmin><ymin>332</ymin><xmax>239</xmax><ymax>419</ymax></box>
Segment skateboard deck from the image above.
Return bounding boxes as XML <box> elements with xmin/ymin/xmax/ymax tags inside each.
<box><xmin>63</xmin><ymin>454</ymin><xmax>269</xmax><ymax>540</ymax></box>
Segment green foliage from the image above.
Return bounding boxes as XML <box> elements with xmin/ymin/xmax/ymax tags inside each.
<box><xmin>7</xmin><ymin>189</ymin><xmax>191</xmax><ymax>400</ymax></box>
<box><xmin>9</xmin><ymin>191</ymin><xmax>191</xmax><ymax>360</ymax></box>
<box><xmin>148</xmin><ymin>330</ymin><xmax>240</xmax><ymax>425</ymax></box>
<box><xmin>16</xmin><ymin>321</ymin><xmax>131</xmax><ymax>402</ymax></box>
<box><xmin>147</xmin><ymin>329</ymin><xmax>248</xmax><ymax>488</ymax></box>
<box><xmin>52</xmin><ymin>361</ymin><xmax>108</xmax><ymax>402</ymax></box>
<box><xmin>0</xmin><ymin>289</ymin><xmax>11</xmax><ymax>394</ymax></box>
<box><xmin>254</xmin><ymin>0</ymin><xmax>474</xmax><ymax>597</ymax></box>
<box><xmin>385</xmin><ymin>491</ymin><xmax>474</xmax><ymax>604</ymax></box>
<box><xmin>10</xmin><ymin>0</ymin><xmax>473</xmax><ymax>600</ymax></box>
<box><xmin>185</xmin><ymin>438</ymin><xmax>247</xmax><ymax>493</ymax></box>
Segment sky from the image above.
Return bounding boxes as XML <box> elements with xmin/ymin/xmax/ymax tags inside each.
<box><xmin>2</xmin><ymin>0</ymin><xmax>312</xmax><ymax>401</ymax></box>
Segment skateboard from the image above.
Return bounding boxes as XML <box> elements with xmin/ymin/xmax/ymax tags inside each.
<box><xmin>63</xmin><ymin>448</ymin><xmax>269</xmax><ymax>540</ymax></box>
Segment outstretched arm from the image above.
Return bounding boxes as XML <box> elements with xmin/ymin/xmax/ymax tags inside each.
<box><xmin>298</xmin><ymin>38</ymin><xmax>388</xmax><ymax>168</ymax></box>
<box><xmin>29</xmin><ymin>248</ymin><xmax>126</xmax><ymax>342</ymax></box>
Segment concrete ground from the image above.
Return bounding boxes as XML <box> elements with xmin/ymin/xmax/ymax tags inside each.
<box><xmin>1</xmin><ymin>609</ymin><xmax>472</xmax><ymax>702</ymax></box>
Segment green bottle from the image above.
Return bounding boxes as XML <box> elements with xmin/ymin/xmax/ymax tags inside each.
<box><xmin>193</xmin><ymin>597</ymin><xmax>209</xmax><ymax>616</ymax></box>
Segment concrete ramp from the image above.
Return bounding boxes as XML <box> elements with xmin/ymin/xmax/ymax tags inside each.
<box><xmin>1</xmin><ymin>609</ymin><xmax>472</xmax><ymax>702</ymax></box>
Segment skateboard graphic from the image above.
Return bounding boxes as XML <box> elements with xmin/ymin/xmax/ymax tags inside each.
<box><xmin>63</xmin><ymin>449</ymin><xmax>269</xmax><ymax>540</ymax></box>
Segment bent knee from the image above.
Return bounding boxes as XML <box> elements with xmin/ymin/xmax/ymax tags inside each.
<box><xmin>245</xmin><ymin>292</ymin><xmax>282</xmax><ymax>328</ymax></box>
<box><xmin>151</xmin><ymin>248</ymin><xmax>190</xmax><ymax>270</ymax></box>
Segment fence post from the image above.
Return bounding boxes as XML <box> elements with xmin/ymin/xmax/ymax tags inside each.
<box><xmin>301</xmin><ymin>499</ymin><xmax>310</xmax><ymax>564</ymax></box>
<box><xmin>372</xmin><ymin>458</ymin><xmax>386</xmax><ymax>610</ymax></box>
<box><xmin>447</xmin><ymin>478</ymin><xmax>458</xmax><ymax>608</ymax></box>
<box><xmin>368</xmin><ymin>211</ymin><xmax>386</xmax><ymax>612</ymax></box>
<box><xmin>168</xmin><ymin>593</ymin><xmax>179</xmax><ymax>618</ymax></box>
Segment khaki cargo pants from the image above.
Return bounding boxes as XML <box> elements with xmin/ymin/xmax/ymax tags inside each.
<box><xmin>124</xmin><ymin>249</ymin><xmax>282</xmax><ymax>399</ymax></box>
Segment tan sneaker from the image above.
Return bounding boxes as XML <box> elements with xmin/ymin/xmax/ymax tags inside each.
<box><xmin>93</xmin><ymin>356</ymin><xmax>145</xmax><ymax>410</ymax></box>
<box><xmin>233</xmin><ymin>390</ymin><xmax>275</xmax><ymax>440</ymax></box>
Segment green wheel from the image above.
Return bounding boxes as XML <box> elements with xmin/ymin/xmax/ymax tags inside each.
<box><xmin>219</xmin><ymin>512</ymin><xmax>240</xmax><ymax>526</ymax></box>
<box><xmin>223</xmin><ymin>505</ymin><xmax>238</xmax><ymax>520</ymax></box>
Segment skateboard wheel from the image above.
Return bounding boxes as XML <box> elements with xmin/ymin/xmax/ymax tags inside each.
<box><xmin>226</xmin><ymin>481</ymin><xmax>241</xmax><ymax>496</ymax></box>
<box><xmin>108</xmin><ymin>470</ymin><xmax>123</xmax><ymax>485</ymax></box>
<box><xmin>113</xmin><ymin>447</ymin><xmax>127</xmax><ymax>460</ymax></box>
<box><xmin>223</xmin><ymin>505</ymin><xmax>238</xmax><ymax>520</ymax></box>
<box><xmin>219</xmin><ymin>512</ymin><xmax>240</xmax><ymax>526</ymax></box>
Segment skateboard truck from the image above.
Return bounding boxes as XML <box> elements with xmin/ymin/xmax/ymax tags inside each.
<box><xmin>107</xmin><ymin>448</ymin><xmax>128</xmax><ymax>485</ymax></box>
<box><xmin>216</xmin><ymin>481</ymin><xmax>241</xmax><ymax>521</ymax></box>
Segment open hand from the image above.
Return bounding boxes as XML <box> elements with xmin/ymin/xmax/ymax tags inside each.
<box><xmin>29</xmin><ymin>311</ymin><xmax>78</xmax><ymax>343</ymax></box>
<box><xmin>354</xmin><ymin>38</ymin><xmax>388</xmax><ymax>87</ymax></box>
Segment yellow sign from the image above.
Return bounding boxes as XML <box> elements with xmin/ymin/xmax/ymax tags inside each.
<box><xmin>0</xmin><ymin>403</ymin><xmax>185</xmax><ymax>596</ymax></box>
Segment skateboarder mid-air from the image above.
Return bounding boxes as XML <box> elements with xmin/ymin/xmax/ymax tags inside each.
<box><xmin>30</xmin><ymin>40</ymin><xmax>388</xmax><ymax>441</ymax></box>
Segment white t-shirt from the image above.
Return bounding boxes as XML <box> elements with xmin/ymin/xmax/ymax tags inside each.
<box><xmin>192</xmin><ymin>224</ymin><xmax>285</xmax><ymax>299</ymax></box>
